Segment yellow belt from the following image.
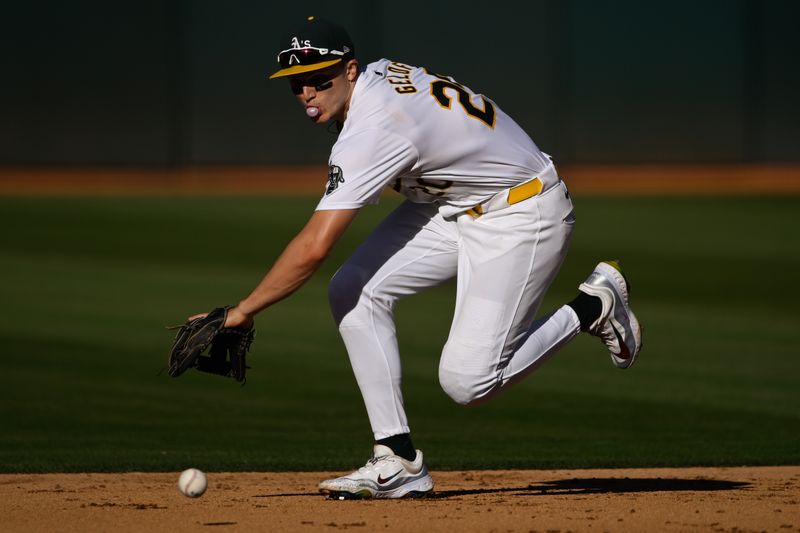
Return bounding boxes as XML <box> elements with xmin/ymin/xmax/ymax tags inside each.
<box><xmin>465</xmin><ymin>177</ymin><xmax>544</xmax><ymax>218</ymax></box>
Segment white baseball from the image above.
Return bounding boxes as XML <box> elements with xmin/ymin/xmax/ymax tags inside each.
<box><xmin>177</xmin><ymin>468</ymin><xmax>208</xmax><ymax>498</ymax></box>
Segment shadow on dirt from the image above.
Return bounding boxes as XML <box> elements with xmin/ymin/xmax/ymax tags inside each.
<box><xmin>254</xmin><ymin>478</ymin><xmax>751</xmax><ymax>500</ymax></box>
<box><xmin>429</xmin><ymin>478</ymin><xmax>751</xmax><ymax>499</ymax></box>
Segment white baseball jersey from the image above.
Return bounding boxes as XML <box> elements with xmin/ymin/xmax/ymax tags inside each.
<box><xmin>320</xmin><ymin>58</ymin><xmax>580</xmax><ymax>442</ymax></box>
<box><xmin>317</xmin><ymin>59</ymin><xmax>553</xmax><ymax>217</ymax></box>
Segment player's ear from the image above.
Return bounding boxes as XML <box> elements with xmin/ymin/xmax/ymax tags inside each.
<box><xmin>345</xmin><ymin>59</ymin><xmax>359</xmax><ymax>82</ymax></box>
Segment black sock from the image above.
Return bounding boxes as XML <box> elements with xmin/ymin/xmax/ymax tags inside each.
<box><xmin>376</xmin><ymin>433</ymin><xmax>416</xmax><ymax>461</ymax></box>
<box><xmin>567</xmin><ymin>292</ymin><xmax>603</xmax><ymax>331</ymax></box>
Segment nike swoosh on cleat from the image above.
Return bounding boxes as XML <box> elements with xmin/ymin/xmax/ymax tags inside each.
<box><xmin>377</xmin><ymin>470</ymin><xmax>403</xmax><ymax>485</ymax></box>
<box><xmin>611</xmin><ymin>323</ymin><xmax>630</xmax><ymax>360</ymax></box>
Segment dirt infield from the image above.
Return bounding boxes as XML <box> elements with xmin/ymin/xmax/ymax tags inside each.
<box><xmin>1</xmin><ymin>164</ymin><xmax>800</xmax><ymax>194</ymax></box>
<box><xmin>3</xmin><ymin>467</ymin><xmax>798</xmax><ymax>532</ymax></box>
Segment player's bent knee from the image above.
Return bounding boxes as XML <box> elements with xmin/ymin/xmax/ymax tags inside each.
<box><xmin>328</xmin><ymin>264</ymin><xmax>368</xmax><ymax>325</ymax></box>
<box><xmin>329</xmin><ymin>264</ymin><xmax>396</xmax><ymax>327</ymax></box>
<box><xmin>438</xmin><ymin>366</ymin><xmax>496</xmax><ymax>407</ymax></box>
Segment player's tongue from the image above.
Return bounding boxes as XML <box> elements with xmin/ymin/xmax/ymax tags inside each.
<box><xmin>306</xmin><ymin>106</ymin><xmax>320</xmax><ymax>118</ymax></box>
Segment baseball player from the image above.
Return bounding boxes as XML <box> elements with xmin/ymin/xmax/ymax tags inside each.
<box><xmin>219</xmin><ymin>16</ymin><xmax>642</xmax><ymax>499</ymax></box>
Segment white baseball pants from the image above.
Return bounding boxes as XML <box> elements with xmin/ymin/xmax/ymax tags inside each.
<box><xmin>328</xmin><ymin>181</ymin><xmax>581</xmax><ymax>439</ymax></box>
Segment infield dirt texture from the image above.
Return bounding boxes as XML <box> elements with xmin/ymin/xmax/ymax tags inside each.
<box><xmin>1</xmin><ymin>166</ymin><xmax>798</xmax><ymax>532</ymax></box>
<box><xmin>3</xmin><ymin>467</ymin><xmax>799</xmax><ymax>532</ymax></box>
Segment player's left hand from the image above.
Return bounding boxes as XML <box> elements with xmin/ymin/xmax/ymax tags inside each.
<box><xmin>223</xmin><ymin>305</ymin><xmax>255</xmax><ymax>330</ymax></box>
<box><xmin>187</xmin><ymin>305</ymin><xmax>254</xmax><ymax>329</ymax></box>
<box><xmin>169</xmin><ymin>305</ymin><xmax>256</xmax><ymax>383</ymax></box>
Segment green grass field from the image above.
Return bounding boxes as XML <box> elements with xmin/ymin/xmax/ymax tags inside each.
<box><xmin>1</xmin><ymin>193</ymin><xmax>798</xmax><ymax>472</ymax></box>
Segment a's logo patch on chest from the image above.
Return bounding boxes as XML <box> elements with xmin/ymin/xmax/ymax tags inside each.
<box><xmin>326</xmin><ymin>165</ymin><xmax>345</xmax><ymax>195</ymax></box>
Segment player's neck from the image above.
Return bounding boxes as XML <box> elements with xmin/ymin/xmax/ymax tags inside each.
<box><xmin>338</xmin><ymin>69</ymin><xmax>360</xmax><ymax>123</ymax></box>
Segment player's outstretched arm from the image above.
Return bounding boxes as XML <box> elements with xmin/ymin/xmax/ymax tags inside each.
<box><xmin>224</xmin><ymin>208</ymin><xmax>360</xmax><ymax>328</ymax></box>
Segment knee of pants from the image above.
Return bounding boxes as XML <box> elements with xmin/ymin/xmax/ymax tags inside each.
<box><xmin>329</xmin><ymin>263</ymin><xmax>393</xmax><ymax>327</ymax></box>
<box><xmin>438</xmin><ymin>365</ymin><xmax>497</xmax><ymax>407</ymax></box>
<box><xmin>328</xmin><ymin>264</ymin><xmax>364</xmax><ymax>325</ymax></box>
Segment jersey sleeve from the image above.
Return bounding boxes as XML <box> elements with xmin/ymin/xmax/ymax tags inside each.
<box><xmin>316</xmin><ymin>128</ymin><xmax>418</xmax><ymax>211</ymax></box>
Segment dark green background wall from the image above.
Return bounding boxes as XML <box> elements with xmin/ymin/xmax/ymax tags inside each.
<box><xmin>2</xmin><ymin>0</ymin><xmax>798</xmax><ymax>165</ymax></box>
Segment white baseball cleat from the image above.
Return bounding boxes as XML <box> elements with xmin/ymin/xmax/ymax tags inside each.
<box><xmin>319</xmin><ymin>444</ymin><xmax>434</xmax><ymax>499</ymax></box>
<box><xmin>578</xmin><ymin>260</ymin><xmax>643</xmax><ymax>369</ymax></box>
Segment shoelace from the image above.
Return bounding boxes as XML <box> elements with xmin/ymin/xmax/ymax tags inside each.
<box><xmin>357</xmin><ymin>454</ymin><xmax>394</xmax><ymax>475</ymax></box>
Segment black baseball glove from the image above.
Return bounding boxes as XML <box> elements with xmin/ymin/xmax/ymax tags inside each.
<box><xmin>167</xmin><ymin>306</ymin><xmax>255</xmax><ymax>384</ymax></box>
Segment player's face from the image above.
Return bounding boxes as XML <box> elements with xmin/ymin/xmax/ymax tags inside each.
<box><xmin>289</xmin><ymin>60</ymin><xmax>357</xmax><ymax>124</ymax></box>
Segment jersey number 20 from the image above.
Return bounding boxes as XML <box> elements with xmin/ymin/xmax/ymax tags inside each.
<box><xmin>426</xmin><ymin>69</ymin><xmax>496</xmax><ymax>129</ymax></box>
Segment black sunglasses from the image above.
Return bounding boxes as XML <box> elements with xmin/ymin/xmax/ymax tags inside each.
<box><xmin>289</xmin><ymin>70</ymin><xmax>341</xmax><ymax>95</ymax></box>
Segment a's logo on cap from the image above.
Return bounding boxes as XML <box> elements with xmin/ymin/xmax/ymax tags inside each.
<box><xmin>290</xmin><ymin>36</ymin><xmax>312</xmax><ymax>50</ymax></box>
